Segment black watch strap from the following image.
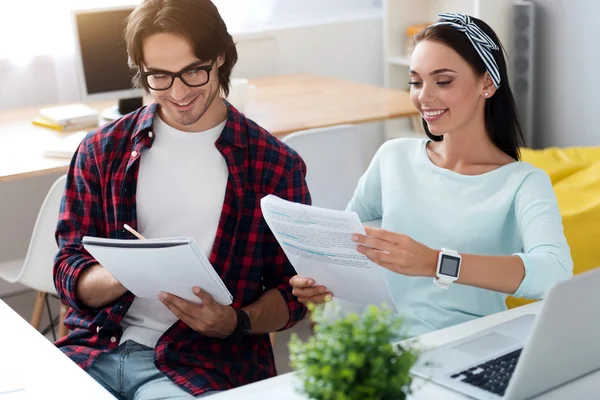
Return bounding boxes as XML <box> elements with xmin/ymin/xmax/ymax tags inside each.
<box><xmin>227</xmin><ymin>309</ymin><xmax>251</xmax><ymax>342</ymax></box>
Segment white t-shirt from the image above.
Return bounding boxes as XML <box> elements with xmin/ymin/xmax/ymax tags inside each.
<box><xmin>119</xmin><ymin>115</ymin><xmax>228</xmax><ymax>348</ymax></box>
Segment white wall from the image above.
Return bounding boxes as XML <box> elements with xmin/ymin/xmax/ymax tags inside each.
<box><xmin>0</xmin><ymin>16</ymin><xmax>385</xmax><ymax>295</ymax></box>
<box><xmin>531</xmin><ymin>0</ymin><xmax>600</xmax><ymax>147</ymax></box>
<box><xmin>220</xmin><ymin>0</ymin><xmax>379</xmax><ymax>29</ymax></box>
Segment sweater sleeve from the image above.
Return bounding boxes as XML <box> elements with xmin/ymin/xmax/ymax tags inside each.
<box><xmin>512</xmin><ymin>169</ymin><xmax>573</xmax><ymax>299</ymax></box>
<box><xmin>345</xmin><ymin>144</ymin><xmax>385</xmax><ymax>221</ymax></box>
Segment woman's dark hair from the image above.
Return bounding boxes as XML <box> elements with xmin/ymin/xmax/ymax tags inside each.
<box><xmin>124</xmin><ymin>0</ymin><xmax>238</xmax><ymax>97</ymax></box>
<box><xmin>414</xmin><ymin>17</ymin><xmax>525</xmax><ymax>160</ymax></box>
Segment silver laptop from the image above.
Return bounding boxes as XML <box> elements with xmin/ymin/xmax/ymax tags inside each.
<box><xmin>411</xmin><ymin>268</ymin><xmax>600</xmax><ymax>399</ymax></box>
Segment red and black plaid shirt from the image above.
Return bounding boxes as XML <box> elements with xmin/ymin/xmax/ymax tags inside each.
<box><xmin>53</xmin><ymin>102</ymin><xmax>310</xmax><ymax>396</ymax></box>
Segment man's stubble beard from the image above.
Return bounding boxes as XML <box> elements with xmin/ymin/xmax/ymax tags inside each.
<box><xmin>178</xmin><ymin>84</ymin><xmax>221</xmax><ymax>127</ymax></box>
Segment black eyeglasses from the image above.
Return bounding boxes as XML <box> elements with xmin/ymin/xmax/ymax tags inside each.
<box><xmin>140</xmin><ymin>59</ymin><xmax>216</xmax><ymax>91</ymax></box>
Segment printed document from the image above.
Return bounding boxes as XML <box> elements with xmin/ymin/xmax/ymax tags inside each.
<box><xmin>260</xmin><ymin>195</ymin><xmax>397</xmax><ymax>312</ymax></box>
<box><xmin>82</xmin><ymin>237</ymin><xmax>233</xmax><ymax>305</ymax></box>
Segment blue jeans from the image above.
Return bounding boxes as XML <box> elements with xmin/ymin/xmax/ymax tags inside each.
<box><xmin>86</xmin><ymin>340</ymin><xmax>220</xmax><ymax>400</ymax></box>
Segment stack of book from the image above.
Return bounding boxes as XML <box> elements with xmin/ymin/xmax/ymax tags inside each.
<box><xmin>32</xmin><ymin>104</ymin><xmax>99</xmax><ymax>131</ymax></box>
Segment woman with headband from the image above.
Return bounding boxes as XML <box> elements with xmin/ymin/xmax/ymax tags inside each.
<box><xmin>290</xmin><ymin>14</ymin><xmax>573</xmax><ymax>337</ymax></box>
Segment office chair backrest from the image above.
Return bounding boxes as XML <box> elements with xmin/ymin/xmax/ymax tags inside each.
<box><xmin>17</xmin><ymin>174</ymin><xmax>67</xmax><ymax>294</ymax></box>
<box><xmin>282</xmin><ymin>124</ymin><xmax>364</xmax><ymax>211</ymax></box>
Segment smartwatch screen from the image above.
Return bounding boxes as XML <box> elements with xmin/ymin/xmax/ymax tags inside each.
<box><xmin>440</xmin><ymin>254</ymin><xmax>460</xmax><ymax>277</ymax></box>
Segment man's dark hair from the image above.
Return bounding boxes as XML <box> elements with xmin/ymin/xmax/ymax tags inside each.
<box><xmin>124</xmin><ymin>0</ymin><xmax>238</xmax><ymax>96</ymax></box>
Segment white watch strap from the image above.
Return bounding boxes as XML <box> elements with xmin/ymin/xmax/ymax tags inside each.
<box><xmin>435</xmin><ymin>248</ymin><xmax>460</xmax><ymax>289</ymax></box>
<box><xmin>441</xmin><ymin>248</ymin><xmax>459</xmax><ymax>256</ymax></box>
<box><xmin>433</xmin><ymin>277</ymin><xmax>451</xmax><ymax>289</ymax></box>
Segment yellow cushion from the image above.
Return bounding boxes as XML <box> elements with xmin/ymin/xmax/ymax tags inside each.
<box><xmin>506</xmin><ymin>147</ymin><xmax>600</xmax><ymax>309</ymax></box>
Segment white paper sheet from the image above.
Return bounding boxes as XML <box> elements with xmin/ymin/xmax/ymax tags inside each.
<box><xmin>82</xmin><ymin>237</ymin><xmax>233</xmax><ymax>305</ymax></box>
<box><xmin>260</xmin><ymin>195</ymin><xmax>397</xmax><ymax>312</ymax></box>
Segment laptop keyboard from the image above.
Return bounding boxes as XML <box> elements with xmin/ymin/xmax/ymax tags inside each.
<box><xmin>450</xmin><ymin>348</ymin><xmax>522</xmax><ymax>396</ymax></box>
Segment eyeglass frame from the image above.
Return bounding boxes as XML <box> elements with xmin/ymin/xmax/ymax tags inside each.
<box><xmin>140</xmin><ymin>59</ymin><xmax>216</xmax><ymax>91</ymax></box>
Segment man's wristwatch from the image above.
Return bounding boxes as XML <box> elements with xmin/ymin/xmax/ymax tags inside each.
<box><xmin>433</xmin><ymin>248</ymin><xmax>462</xmax><ymax>289</ymax></box>
<box><xmin>227</xmin><ymin>308</ymin><xmax>251</xmax><ymax>341</ymax></box>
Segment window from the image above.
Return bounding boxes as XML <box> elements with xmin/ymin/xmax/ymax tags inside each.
<box><xmin>0</xmin><ymin>1</ymin><xmax>139</xmax><ymax>60</ymax></box>
<box><xmin>1</xmin><ymin>0</ymin><xmax>379</xmax><ymax>60</ymax></box>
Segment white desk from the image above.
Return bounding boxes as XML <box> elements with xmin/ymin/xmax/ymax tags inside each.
<box><xmin>211</xmin><ymin>302</ymin><xmax>600</xmax><ymax>399</ymax></box>
<box><xmin>0</xmin><ymin>300</ymin><xmax>115</xmax><ymax>399</ymax></box>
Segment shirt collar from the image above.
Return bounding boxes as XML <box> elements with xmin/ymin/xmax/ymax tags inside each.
<box><xmin>131</xmin><ymin>102</ymin><xmax>157</xmax><ymax>139</ymax></box>
<box><xmin>219</xmin><ymin>100</ymin><xmax>248</xmax><ymax>149</ymax></box>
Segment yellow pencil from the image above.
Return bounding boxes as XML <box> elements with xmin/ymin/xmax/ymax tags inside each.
<box><xmin>32</xmin><ymin>116</ymin><xmax>65</xmax><ymax>131</ymax></box>
<box><xmin>124</xmin><ymin>224</ymin><xmax>146</xmax><ymax>240</ymax></box>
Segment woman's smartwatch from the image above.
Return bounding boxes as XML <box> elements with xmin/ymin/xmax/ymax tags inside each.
<box><xmin>433</xmin><ymin>248</ymin><xmax>462</xmax><ymax>289</ymax></box>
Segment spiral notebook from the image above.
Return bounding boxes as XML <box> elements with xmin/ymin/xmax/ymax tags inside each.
<box><xmin>81</xmin><ymin>236</ymin><xmax>233</xmax><ymax>305</ymax></box>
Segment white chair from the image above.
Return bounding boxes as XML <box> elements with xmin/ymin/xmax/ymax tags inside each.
<box><xmin>282</xmin><ymin>124</ymin><xmax>365</xmax><ymax>210</ymax></box>
<box><xmin>279</xmin><ymin>125</ymin><xmax>366</xmax><ymax>341</ymax></box>
<box><xmin>0</xmin><ymin>174</ymin><xmax>68</xmax><ymax>338</ymax></box>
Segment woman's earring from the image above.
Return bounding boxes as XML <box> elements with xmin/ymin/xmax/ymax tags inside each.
<box><xmin>484</xmin><ymin>92</ymin><xmax>489</xmax><ymax>97</ymax></box>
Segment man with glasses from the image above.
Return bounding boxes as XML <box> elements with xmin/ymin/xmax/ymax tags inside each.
<box><xmin>53</xmin><ymin>0</ymin><xmax>310</xmax><ymax>399</ymax></box>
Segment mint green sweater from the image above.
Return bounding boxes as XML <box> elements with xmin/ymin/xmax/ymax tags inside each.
<box><xmin>347</xmin><ymin>138</ymin><xmax>573</xmax><ymax>337</ymax></box>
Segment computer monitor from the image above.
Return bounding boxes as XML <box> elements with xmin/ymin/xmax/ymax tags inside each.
<box><xmin>72</xmin><ymin>6</ymin><xmax>144</xmax><ymax>120</ymax></box>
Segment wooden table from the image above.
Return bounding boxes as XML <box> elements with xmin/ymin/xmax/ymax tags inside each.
<box><xmin>244</xmin><ymin>74</ymin><xmax>416</xmax><ymax>135</ymax></box>
<box><xmin>0</xmin><ymin>74</ymin><xmax>416</xmax><ymax>183</ymax></box>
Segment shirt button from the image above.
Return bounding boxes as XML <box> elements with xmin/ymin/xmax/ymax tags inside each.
<box><xmin>110</xmin><ymin>336</ymin><xmax>117</xmax><ymax>343</ymax></box>
<box><xmin>131</xmin><ymin>150</ymin><xmax>138</xmax><ymax>157</ymax></box>
<box><xmin>148</xmin><ymin>131</ymin><xmax>153</xmax><ymax>138</ymax></box>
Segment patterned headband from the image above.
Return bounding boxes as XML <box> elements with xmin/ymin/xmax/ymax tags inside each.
<box><xmin>429</xmin><ymin>13</ymin><xmax>501</xmax><ymax>88</ymax></box>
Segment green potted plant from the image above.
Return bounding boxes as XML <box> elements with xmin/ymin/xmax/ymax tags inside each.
<box><xmin>289</xmin><ymin>304</ymin><xmax>421</xmax><ymax>400</ymax></box>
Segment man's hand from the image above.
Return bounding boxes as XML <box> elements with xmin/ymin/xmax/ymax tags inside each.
<box><xmin>158</xmin><ymin>287</ymin><xmax>237</xmax><ymax>338</ymax></box>
<box><xmin>290</xmin><ymin>275</ymin><xmax>333</xmax><ymax>305</ymax></box>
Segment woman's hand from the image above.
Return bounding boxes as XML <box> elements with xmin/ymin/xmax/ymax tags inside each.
<box><xmin>290</xmin><ymin>275</ymin><xmax>333</xmax><ymax>305</ymax></box>
<box><xmin>352</xmin><ymin>227</ymin><xmax>438</xmax><ymax>277</ymax></box>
